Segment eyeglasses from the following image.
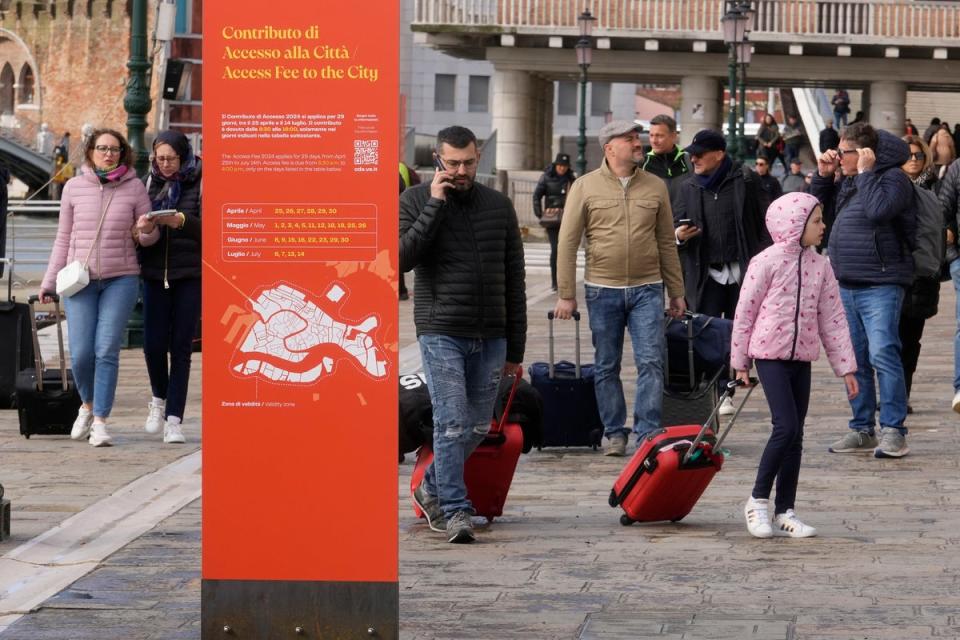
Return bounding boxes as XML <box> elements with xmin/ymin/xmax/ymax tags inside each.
<box><xmin>908</xmin><ymin>151</ymin><xmax>926</xmax><ymax>162</ymax></box>
<box><xmin>155</xmin><ymin>156</ymin><xmax>180</xmax><ymax>164</ymax></box>
<box><xmin>836</xmin><ymin>148</ymin><xmax>859</xmax><ymax>158</ymax></box>
<box><xmin>95</xmin><ymin>145</ymin><xmax>121</xmax><ymax>155</ymax></box>
<box><xmin>438</xmin><ymin>158</ymin><xmax>477</xmax><ymax>170</ymax></box>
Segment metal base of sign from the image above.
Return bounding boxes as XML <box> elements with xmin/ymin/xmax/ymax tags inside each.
<box><xmin>1</xmin><ymin>499</ymin><xmax>9</xmax><ymax>540</ymax></box>
<box><xmin>201</xmin><ymin>579</ymin><xmax>398</xmax><ymax>638</ymax></box>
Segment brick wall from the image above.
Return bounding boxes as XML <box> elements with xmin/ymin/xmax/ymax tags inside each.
<box><xmin>0</xmin><ymin>0</ymin><xmax>161</xmax><ymax>148</ymax></box>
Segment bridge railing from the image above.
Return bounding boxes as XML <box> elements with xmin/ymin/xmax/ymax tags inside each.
<box><xmin>413</xmin><ymin>0</ymin><xmax>960</xmax><ymax>44</ymax></box>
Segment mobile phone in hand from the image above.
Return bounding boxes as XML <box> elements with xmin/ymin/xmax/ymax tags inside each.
<box><xmin>147</xmin><ymin>209</ymin><xmax>178</xmax><ymax>219</ymax></box>
<box><xmin>677</xmin><ymin>218</ymin><xmax>696</xmax><ymax>227</ymax></box>
<box><xmin>434</xmin><ymin>156</ymin><xmax>446</xmax><ymax>173</ymax></box>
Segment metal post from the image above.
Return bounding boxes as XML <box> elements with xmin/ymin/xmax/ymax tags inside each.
<box><xmin>738</xmin><ymin>64</ymin><xmax>747</xmax><ymax>160</ymax></box>
<box><xmin>125</xmin><ymin>0</ymin><xmax>151</xmax><ymax>178</ymax></box>
<box><xmin>726</xmin><ymin>44</ymin><xmax>739</xmax><ymax>160</ymax></box>
<box><xmin>577</xmin><ymin>65</ymin><xmax>588</xmax><ymax>177</ymax></box>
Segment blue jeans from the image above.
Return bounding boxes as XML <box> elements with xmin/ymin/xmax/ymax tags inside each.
<box><xmin>585</xmin><ymin>283</ymin><xmax>665</xmax><ymax>439</ymax></box>
<box><xmin>950</xmin><ymin>258</ymin><xmax>960</xmax><ymax>391</ymax></box>
<box><xmin>143</xmin><ymin>277</ymin><xmax>201</xmax><ymax>421</ymax></box>
<box><xmin>839</xmin><ymin>285</ymin><xmax>907</xmax><ymax>434</ymax></box>
<box><xmin>419</xmin><ymin>335</ymin><xmax>506</xmax><ymax>517</ymax></box>
<box><xmin>834</xmin><ymin>111</ymin><xmax>848</xmax><ymax>128</ymax></box>
<box><xmin>63</xmin><ymin>275</ymin><xmax>140</xmax><ymax>418</ymax></box>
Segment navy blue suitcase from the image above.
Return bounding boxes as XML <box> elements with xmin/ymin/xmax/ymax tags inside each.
<box><xmin>528</xmin><ymin>311</ymin><xmax>602</xmax><ymax>450</ymax></box>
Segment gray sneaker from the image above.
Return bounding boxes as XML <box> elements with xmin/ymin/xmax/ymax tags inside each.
<box><xmin>446</xmin><ymin>510</ymin><xmax>475</xmax><ymax>544</ymax></box>
<box><xmin>412</xmin><ymin>482</ymin><xmax>446</xmax><ymax>533</ymax></box>
<box><xmin>874</xmin><ymin>427</ymin><xmax>909</xmax><ymax>458</ymax></box>
<box><xmin>828</xmin><ymin>430</ymin><xmax>878</xmax><ymax>453</ymax></box>
<box><xmin>604</xmin><ymin>433</ymin><xmax>627</xmax><ymax>457</ymax></box>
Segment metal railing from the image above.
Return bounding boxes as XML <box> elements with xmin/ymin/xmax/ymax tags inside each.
<box><xmin>414</xmin><ymin>0</ymin><xmax>960</xmax><ymax>42</ymax></box>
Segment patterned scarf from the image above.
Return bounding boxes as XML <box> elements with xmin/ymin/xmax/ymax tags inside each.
<box><xmin>94</xmin><ymin>164</ymin><xmax>128</xmax><ymax>184</ymax></box>
<box><xmin>150</xmin><ymin>151</ymin><xmax>197</xmax><ymax>211</ymax></box>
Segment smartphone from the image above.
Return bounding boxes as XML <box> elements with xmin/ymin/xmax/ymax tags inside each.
<box><xmin>434</xmin><ymin>156</ymin><xmax>446</xmax><ymax>172</ymax></box>
<box><xmin>677</xmin><ymin>218</ymin><xmax>696</xmax><ymax>227</ymax></box>
<box><xmin>147</xmin><ymin>209</ymin><xmax>178</xmax><ymax>219</ymax></box>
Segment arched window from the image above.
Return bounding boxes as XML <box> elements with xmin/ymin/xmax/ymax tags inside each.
<box><xmin>0</xmin><ymin>63</ymin><xmax>14</xmax><ymax>115</ymax></box>
<box><xmin>17</xmin><ymin>63</ymin><xmax>33</xmax><ymax>104</ymax></box>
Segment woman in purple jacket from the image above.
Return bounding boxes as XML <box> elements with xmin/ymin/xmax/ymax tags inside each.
<box><xmin>40</xmin><ymin>129</ymin><xmax>158</xmax><ymax>447</ymax></box>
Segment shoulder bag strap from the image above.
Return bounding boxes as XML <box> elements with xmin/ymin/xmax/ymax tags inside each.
<box><xmin>81</xmin><ymin>189</ymin><xmax>116</xmax><ymax>269</ymax></box>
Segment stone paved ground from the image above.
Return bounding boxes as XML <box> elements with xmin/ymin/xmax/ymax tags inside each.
<box><xmin>4</xmin><ymin>248</ymin><xmax>960</xmax><ymax>639</ymax></box>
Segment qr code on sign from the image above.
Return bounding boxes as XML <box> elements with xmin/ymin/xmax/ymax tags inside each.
<box><xmin>353</xmin><ymin>139</ymin><xmax>379</xmax><ymax>166</ymax></box>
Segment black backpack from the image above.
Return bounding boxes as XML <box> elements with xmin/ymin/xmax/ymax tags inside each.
<box><xmin>906</xmin><ymin>184</ymin><xmax>946</xmax><ymax>280</ymax></box>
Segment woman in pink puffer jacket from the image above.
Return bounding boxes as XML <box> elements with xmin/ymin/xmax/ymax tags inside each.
<box><xmin>40</xmin><ymin>128</ymin><xmax>159</xmax><ymax>447</ymax></box>
<box><xmin>732</xmin><ymin>192</ymin><xmax>858</xmax><ymax>540</ymax></box>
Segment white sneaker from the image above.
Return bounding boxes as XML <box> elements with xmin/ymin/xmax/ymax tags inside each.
<box><xmin>718</xmin><ymin>396</ymin><xmax>736</xmax><ymax>417</ymax></box>
<box><xmin>772</xmin><ymin>510</ymin><xmax>818</xmax><ymax>538</ymax></box>
<box><xmin>952</xmin><ymin>389</ymin><xmax>960</xmax><ymax>414</ymax></box>
<box><xmin>163</xmin><ymin>421</ymin><xmax>186</xmax><ymax>444</ymax></box>
<box><xmin>744</xmin><ymin>497</ymin><xmax>773</xmax><ymax>538</ymax></box>
<box><xmin>88</xmin><ymin>423</ymin><xmax>113</xmax><ymax>447</ymax></box>
<box><xmin>145</xmin><ymin>399</ymin><xmax>165</xmax><ymax>434</ymax></box>
<box><xmin>71</xmin><ymin>407</ymin><xmax>93</xmax><ymax>441</ymax></box>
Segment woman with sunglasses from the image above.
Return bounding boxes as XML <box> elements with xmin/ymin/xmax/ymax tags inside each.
<box><xmin>898</xmin><ymin>134</ymin><xmax>940</xmax><ymax>414</ymax></box>
<box><xmin>138</xmin><ymin>131</ymin><xmax>202</xmax><ymax>445</ymax></box>
<box><xmin>40</xmin><ymin>129</ymin><xmax>158</xmax><ymax>447</ymax></box>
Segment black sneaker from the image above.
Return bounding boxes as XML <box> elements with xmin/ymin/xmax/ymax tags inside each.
<box><xmin>412</xmin><ymin>482</ymin><xmax>446</xmax><ymax>533</ymax></box>
<box><xmin>446</xmin><ymin>510</ymin><xmax>475</xmax><ymax>544</ymax></box>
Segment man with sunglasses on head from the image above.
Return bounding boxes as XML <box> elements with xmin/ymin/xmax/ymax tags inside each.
<box><xmin>400</xmin><ymin>126</ymin><xmax>526</xmax><ymax>544</ymax></box>
<box><xmin>810</xmin><ymin>122</ymin><xmax>914</xmax><ymax>459</ymax></box>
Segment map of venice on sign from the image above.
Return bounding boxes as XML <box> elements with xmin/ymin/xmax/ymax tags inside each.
<box><xmin>233</xmin><ymin>283</ymin><xmax>387</xmax><ymax>384</ymax></box>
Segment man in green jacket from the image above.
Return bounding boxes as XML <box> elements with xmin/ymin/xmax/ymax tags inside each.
<box><xmin>554</xmin><ymin>120</ymin><xmax>686</xmax><ymax>456</ymax></box>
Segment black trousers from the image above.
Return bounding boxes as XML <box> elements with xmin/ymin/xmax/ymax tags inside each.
<box><xmin>545</xmin><ymin>226</ymin><xmax>559</xmax><ymax>289</ymax></box>
<box><xmin>752</xmin><ymin>359</ymin><xmax>811</xmax><ymax>515</ymax></box>
<box><xmin>898</xmin><ymin>313</ymin><xmax>925</xmax><ymax>398</ymax></box>
<box><xmin>698</xmin><ymin>277</ymin><xmax>740</xmax><ymax>319</ymax></box>
<box><xmin>143</xmin><ymin>277</ymin><xmax>201</xmax><ymax>421</ymax></box>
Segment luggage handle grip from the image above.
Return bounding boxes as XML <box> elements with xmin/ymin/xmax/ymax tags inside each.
<box><xmin>28</xmin><ymin>294</ymin><xmax>60</xmax><ymax>304</ymax></box>
<box><xmin>547</xmin><ymin>310</ymin><xmax>581</xmax><ymax>379</ymax></box>
<box><xmin>681</xmin><ymin>378</ymin><xmax>757</xmax><ymax>464</ymax></box>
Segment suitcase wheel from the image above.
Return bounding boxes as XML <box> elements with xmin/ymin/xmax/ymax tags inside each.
<box><xmin>23</xmin><ymin>434</ymin><xmax>30</xmax><ymax>439</ymax></box>
<box><xmin>619</xmin><ymin>514</ymin><xmax>634</xmax><ymax>527</ymax></box>
<box><xmin>671</xmin><ymin>516</ymin><xmax>685</xmax><ymax>523</ymax></box>
<box><xmin>607</xmin><ymin>489</ymin><xmax>619</xmax><ymax>508</ymax></box>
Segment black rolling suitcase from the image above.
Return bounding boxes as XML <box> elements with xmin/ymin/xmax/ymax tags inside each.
<box><xmin>662</xmin><ymin>312</ymin><xmax>732</xmax><ymax>429</ymax></box>
<box><xmin>528</xmin><ymin>311</ymin><xmax>603</xmax><ymax>450</ymax></box>
<box><xmin>16</xmin><ymin>294</ymin><xmax>81</xmax><ymax>438</ymax></box>
<box><xmin>0</xmin><ymin>258</ymin><xmax>33</xmax><ymax>409</ymax></box>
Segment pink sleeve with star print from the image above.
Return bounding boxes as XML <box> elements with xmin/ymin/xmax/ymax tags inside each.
<box><xmin>816</xmin><ymin>259</ymin><xmax>857</xmax><ymax>377</ymax></box>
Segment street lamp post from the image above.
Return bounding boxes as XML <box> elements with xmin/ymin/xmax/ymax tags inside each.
<box><xmin>721</xmin><ymin>3</ymin><xmax>749</xmax><ymax>160</ymax></box>
<box><xmin>737</xmin><ymin>2</ymin><xmax>755</xmax><ymax>160</ymax></box>
<box><xmin>124</xmin><ymin>0</ymin><xmax>151</xmax><ymax>178</ymax></box>
<box><xmin>575</xmin><ymin>9</ymin><xmax>595</xmax><ymax>177</ymax></box>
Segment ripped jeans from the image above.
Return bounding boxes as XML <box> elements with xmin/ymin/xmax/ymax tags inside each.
<box><xmin>419</xmin><ymin>334</ymin><xmax>506</xmax><ymax>517</ymax></box>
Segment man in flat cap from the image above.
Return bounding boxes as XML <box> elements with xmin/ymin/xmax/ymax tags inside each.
<box><xmin>554</xmin><ymin>120</ymin><xmax>686</xmax><ymax>456</ymax></box>
<box><xmin>673</xmin><ymin>128</ymin><xmax>771</xmax><ymax>414</ymax></box>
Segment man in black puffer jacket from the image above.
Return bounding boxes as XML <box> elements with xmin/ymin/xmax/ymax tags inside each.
<box><xmin>811</xmin><ymin>123</ymin><xmax>914</xmax><ymax>459</ymax></box>
<box><xmin>400</xmin><ymin>126</ymin><xmax>526</xmax><ymax>544</ymax></box>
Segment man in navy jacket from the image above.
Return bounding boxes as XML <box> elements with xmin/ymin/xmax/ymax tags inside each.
<box><xmin>810</xmin><ymin>123</ymin><xmax>914</xmax><ymax>458</ymax></box>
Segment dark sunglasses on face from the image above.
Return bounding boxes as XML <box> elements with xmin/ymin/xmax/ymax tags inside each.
<box><xmin>908</xmin><ymin>151</ymin><xmax>926</xmax><ymax>161</ymax></box>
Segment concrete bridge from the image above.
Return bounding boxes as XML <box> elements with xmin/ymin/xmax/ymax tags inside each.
<box><xmin>412</xmin><ymin>0</ymin><xmax>960</xmax><ymax>168</ymax></box>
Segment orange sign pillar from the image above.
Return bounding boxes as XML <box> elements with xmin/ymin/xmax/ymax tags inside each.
<box><xmin>201</xmin><ymin>4</ymin><xmax>399</xmax><ymax>637</ymax></box>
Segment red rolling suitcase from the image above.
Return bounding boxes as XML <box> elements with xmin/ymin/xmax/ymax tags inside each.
<box><xmin>608</xmin><ymin>378</ymin><xmax>756</xmax><ymax>525</ymax></box>
<box><xmin>410</xmin><ymin>373</ymin><xmax>523</xmax><ymax>522</ymax></box>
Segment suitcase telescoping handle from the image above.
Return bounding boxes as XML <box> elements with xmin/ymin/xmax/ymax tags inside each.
<box><xmin>27</xmin><ymin>294</ymin><xmax>67</xmax><ymax>393</ymax></box>
<box><xmin>491</xmin><ymin>371</ymin><xmax>523</xmax><ymax>436</ymax></box>
<box><xmin>681</xmin><ymin>377</ymin><xmax>758</xmax><ymax>464</ymax></box>
<box><xmin>546</xmin><ymin>310</ymin><xmax>582</xmax><ymax>379</ymax></box>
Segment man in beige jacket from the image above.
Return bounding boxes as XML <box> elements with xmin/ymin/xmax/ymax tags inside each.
<box><xmin>554</xmin><ymin>120</ymin><xmax>686</xmax><ymax>456</ymax></box>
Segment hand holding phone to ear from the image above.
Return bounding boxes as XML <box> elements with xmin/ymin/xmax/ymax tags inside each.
<box><xmin>431</xmin><ymin>156</ymin><xmax>454</xmax><ymax>201</ymax></box>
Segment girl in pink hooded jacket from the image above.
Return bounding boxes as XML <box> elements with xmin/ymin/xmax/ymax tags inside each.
<box><xmin>732</xmin><ymin>192</ymin><xmax>858</xmax><ymax>539</ymax></box>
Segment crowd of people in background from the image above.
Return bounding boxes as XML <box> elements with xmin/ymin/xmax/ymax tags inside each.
<box><xmin>388</xmin><ymin>76</ymin><xmax>960</xmax><ymax>543</ymax></box>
